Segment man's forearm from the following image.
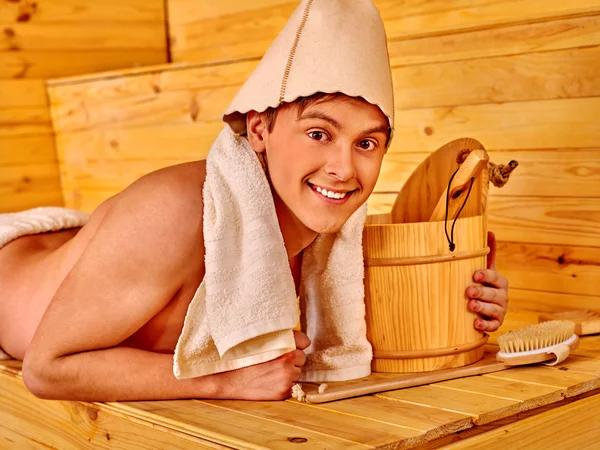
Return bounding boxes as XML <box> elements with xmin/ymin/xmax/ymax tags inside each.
<box><xmin>23</xmin><ymin>347</ymin><xmax>228</xmax><ymax>402</ymax></box>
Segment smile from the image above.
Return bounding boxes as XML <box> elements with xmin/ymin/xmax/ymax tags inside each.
<box><xmin>308</xmin><ymin>183</ymin><xmax>355</xmax><ymax>203</ymax></box>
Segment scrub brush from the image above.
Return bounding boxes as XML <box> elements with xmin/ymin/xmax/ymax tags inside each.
<box><xmin>496</xmin><ymin>320</ymin><xmax>579</xmax><ymax>366</ymax></box>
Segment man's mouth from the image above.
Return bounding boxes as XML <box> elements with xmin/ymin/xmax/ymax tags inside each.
<box><xmin>308</xmin><ymin>182</ymin><xmax>356</xmax><ymax>202</ymax></box>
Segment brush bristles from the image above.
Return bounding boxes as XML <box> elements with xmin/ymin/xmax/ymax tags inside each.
<box><xmin>498</xmin><ymin>320</ymin><xmax>576</xmax><ymax>353</ymax></box>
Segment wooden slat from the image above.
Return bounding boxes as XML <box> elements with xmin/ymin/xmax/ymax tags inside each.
<box><xmin>0</xmin><ymin>0</ymin><xmax>164</xmax><ymax>23</ymax></box>
<box><xmin>484</xmin><ymin>367</ymin><xmax>600</xmax><ymax>398</ymax></box>
<box><xmin>0</xmin><ymin>106</ymin><xmax>52</xmax><ymax>137</ymax></box>
<box><xmin>62</xmin><ymin>190</ymin><xmax>116</xmax><ymax>212</ymax></box>
<box><xmin>376</xmin><ymin>149</ymin><xmax>600</xmax><ymax>197</ymax></box>
<box><xmin>120</xmin><ymin>400</ymin><xmax>375</xmax><ymax>450</ymax></box>
<box><xmin>508</xmin><ymin>288</ymin><xmax>600</xmax><ymax>314</ymax></box>
<box><xmin>0</xmin><ymin>135</ymin><xmax>57</xmax><ymax>166</ymax></box>
<box><xmin>394</xmin><ymin>45</ymin><xmax>600</xmax><ymax>109</ymax></box>
<box><xmin>55</xmin><ymin>124</ymin><xmax>221</xmax><ymax>164</ymax></box>
<box><xmin>0</xmin><ymin>23</ymin><xmax>165</xmax><ymax>51</ymax></box>
<box><xmin>393</xmin><ymin>98</ymin><xmax>600</xmax><ymax>153</ymax></box>
<box><xmin>0</xmin><ymin>164</ymin><xmax>63</xmax><ymax>212</ymax></box>
<box><xmin>376</xmin><ymin>385</ymin><xmax>520</xmax><ymax>426</ymax></box>
<box><xmin>0</xmin><ymin>50</ymin><xmax>167</xmax><ymax>79</ymax></box>
<box><xmin>574</xmin><ymin>336</ymin><xmax>600</xmax><ymax>359</ymax></box>
<box><xmin>488</xmin><ymin>196</ymin><xmax>600</xmax><ymax>247</ymax></box>
<box><xmin>293</xmin><ymin>396</ymin><xmax>473</xmax><ymax>439</ymax></box>
<box><xmin>492</xmin><ymin>241</ymin><xmax>600</xmax><ymax>298</ymax></box>
<box><xmin>168</xmin><ymin>0</ymin><xmax>600</xmax><ymax>63</ymax></box>
<box><xmin>0</xmin><ymin>372</ymin><xmax>220</xmax><ymax>450</ymax></box>
<box><xmin>388</xmin><ymin>14</ymin><xmax>600</xmax><ymax>67</ymax></box>
<box><xmin>48</xmin><ymin>60</ymin><xmax>259</xmax><ymax>103</ymax></box>
<box><xmin>0</xmin><ymin>424</ymin><xmax>52</xmax><ymax>450</ymax></box>
<box><xmin>448</xmin><ymin>393</ymin><xmax>600</xmax><ymax>449</ymax></box>
<box><xmin>496</xmin><ymin>241</ymin><xmax>600</xmax><ymax>297</ymax></box>
<box><xmin>198</xmin><ymin>399</ymin><xmax>423</xmax><ymax>448</ymax></box>
<box><xmin>49</xmin><ymin>88</ymin><xmax>236</xmax><ymax>132</ymax></box>
<box><xmin>0</xmin><ymin>80</ymin><xmax>47</xmax><ymax>108</ymax></box>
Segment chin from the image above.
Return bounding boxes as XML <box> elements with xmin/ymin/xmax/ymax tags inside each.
<box><xmin>301</xmin><ymin>214</ymin><xmax>347</xmax><ymax>235</ymax></box>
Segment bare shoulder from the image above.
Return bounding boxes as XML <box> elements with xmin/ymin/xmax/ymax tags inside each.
<box><xmin>87</xmin><ymin>160</ymin><xmax>208</xmax><ymax>283</ymax></box>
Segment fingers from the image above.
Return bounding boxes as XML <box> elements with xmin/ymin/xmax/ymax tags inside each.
<box><xmin>468</xmin><ymin>298</ymin><xmax>505</xmax><ymax>322</ymax></box>
<box><xmin>289</xmin><ymin>349</ymin><xmax>307</xmax><ymax>368</ymax></box>
<box><xmin>293</xmin><ymin>330</ymin><xmax>311</xmax><ymax>351</ymax></box>
<box><xmin>466</xmin><ymin>284</ymin><xmax>508</xmax><ymax>309</ymax></box>
<box><xmin>472</xmin><ymin>269</ymin><xmax>509</xmax><ymax>291</ymax></box>
<box><xmin>473</xmin><ymin>316</ymin><xmax>501</xmax><ymax>333</ymax></box>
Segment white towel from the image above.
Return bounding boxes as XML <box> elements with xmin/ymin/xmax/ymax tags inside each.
<box><xmin>0</xmin><ymin>206</ymin><xmax>89</xmax><ymax>360</ymax></box>
<box><xmin>0</xmin><ymin>207</ymin><xmax>89</xmax><ymax>249</ymax></box>
<box><xmin>173</xmin><ymin>126</ymin><xmax>372</xmax><ymax>382</ymax></box>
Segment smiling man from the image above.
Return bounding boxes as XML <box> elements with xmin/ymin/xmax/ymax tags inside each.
<box><xmin>0</xmin><ymin>0</ymin><xmax>509</xmax><ymax>402</ymax></box>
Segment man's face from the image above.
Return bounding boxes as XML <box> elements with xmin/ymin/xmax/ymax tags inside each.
<box><xmin>255</xmin><ymin>96</ymin><xmax>389</xmax><ymax>234</ymax></box>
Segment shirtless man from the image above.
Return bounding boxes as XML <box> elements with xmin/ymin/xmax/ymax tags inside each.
<box><xmin>0</xmin><ymin>2</ymin><xmax>509</xmax><ymax>403</ymax></box>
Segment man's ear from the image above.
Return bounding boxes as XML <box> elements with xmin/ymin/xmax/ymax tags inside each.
<box><xmin>246</xmin><ymin>110</ymin><xmax>267</xmax><ymax>154</ymax></box>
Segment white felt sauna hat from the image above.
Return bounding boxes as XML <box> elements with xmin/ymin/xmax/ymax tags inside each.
<box><xmin>223</xmin><ymin>0</ymin><xmax>395</xmax><ymax>137</ymax></box>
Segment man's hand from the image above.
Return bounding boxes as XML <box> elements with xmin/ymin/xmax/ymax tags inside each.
<box><xmin>224</xmin><ymin>330</ymin><xmax>311</xmax><ymax>401</ymax></box>
<box><xmin>466</xmin><ymin>231</ymin><xmax>509</xmax><ymax>333</ymax></box>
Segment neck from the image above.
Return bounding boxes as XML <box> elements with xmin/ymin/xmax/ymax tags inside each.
<box><xmin>273</xmin><ymin>192</ymin><xmax>317</xmax><ymax>261</ymax></box>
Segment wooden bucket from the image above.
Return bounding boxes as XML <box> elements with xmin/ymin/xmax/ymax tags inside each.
<box><xmin>363</xmin><ymin>212</ymin><xmax>489</xmax><ymax>372</ymax></box>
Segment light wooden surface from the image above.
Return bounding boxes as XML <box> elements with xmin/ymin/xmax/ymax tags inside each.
<box><xmin>1</xmin><ymin>311</ymin><xmax>600</xmax><ymax>449</ymax></box>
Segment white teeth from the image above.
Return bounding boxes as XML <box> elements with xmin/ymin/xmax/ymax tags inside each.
<box><xmin>312</xmin><ymin>184</ymin><xmax>348</xmax><ymax>200</ymax></box>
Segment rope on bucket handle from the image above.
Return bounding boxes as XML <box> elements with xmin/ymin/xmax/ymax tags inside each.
<box><xmin>444</xmin><ymin>149</ymin><xmax>519</xmax><ymax>252</ymax></box>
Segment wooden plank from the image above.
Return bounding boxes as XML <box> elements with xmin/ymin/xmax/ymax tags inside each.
<box><xmin>435</xmin><ymin>376</ymin><xmax>563</xmax><ymax>404</ymax></box>
<box><xmin>553</xmin><ymin>355</ymin><xmax>600</xmax><ymax>375</ymax></box>
<box><xmin>0</xmin><ymin>0</ymin><xmax>164</xmax><ymax>23</ymax></box>
<box><xmin>0</xmin><ymin>164</ymin><xmax>63</xmax><ymax>212</ymax></box>
<box><xmin>296</xmin><ymin>396</ymin><xmax>473</xmax><ymax>440</ymax></box>
<box><xmin>0</xmin><ymin>49</ymin><xmax>167</xmax><ymax>79</ymax></box>
<box><xmin>55</xmin><ymin>124</ymin><xmax>221</xmax><ymax>164</ymax></box>
<box><xmin>0</xmin><ymin>135</ymin><xmax>57</xmax><ymax>165</ymax></box>
<box><xmin>198</xmin><ymin>399</ymin><xmax>422</xmax><ymax>448</ymax></box>
<box><xmin>508</xmin><ymin>288</ymin><xmax>600</xmax><ymax>314</ymax></box>
<box><xmin>49</xmin><ymin>87</ymin><xmax>236</xmax><ymax>132</ymax></box>
<box><xmin>376</xmin><ymin>149</ymin><xmax>600</xmax><ymax>197</ymax></box>
<box><xmin>168</xmin><ymin>0</ymin><xmax>294</xmax><ymax>23</ymax></box>
<box><xmin>376</xmin><ymin>385</ymin><xmax>520</xmax><ymax>426</ymax></box>
<box><xmin>388</xmin><ymin>14</ymin><xmax>600</xmax><ymax>67</ymax></box>
<box><xmin>48</xmin><ymin>60</ymin><xmax>259</xmax><ymax>103</ymax></box>
<box><xmin>496</xmin><ymin>241</ymin><xmax>600</xmax><ymax>298</ymax></box>
<box><xmin>0</xmin><ymin>23</ymin><xmax>166</xmax><ymax>51</ymax></box>
<box><xmin>393</xmin><ymin>98</ymin><xmax>600</xmax><ymax>153</ymax></box>
<box><xmin>484</xmin><ymin>366</ymin><xmax>600</xmax><ymax>398</ymax></box>
<box><xmin>0</xmin><ymin>372</ymin><xmax>221</xmax><ymax>450</ymax></box>
<box><xmin>0</xmin><ymin>106</ymin><xmax>52</xmax><ymax>137</ymax></box>
<box><xmin>574</xmin><ymin>336</ymin><xmax>600</xmax><ymax>359</ymax></box>
<box><xmin>119</xmin><ymin>400</ymin><xmax>375</xmax><ymax>450</ymax></box>
<box><xmin>0</xmin><ymin>424</ymin><xmax>53</xmax><ymax>450</ymax></box>
<box><xmin>488</xmin><ymin>196</ymin><xmax>600</xmax><ymax>247</ymax></box>
<box><xmin>168</xmin><ymin>0</ymin><xmax>600</xmax><ymax>63</ymax></box>
<box><xmin>446</xmin><ymin>394</ymin><xmax>600</xmax><ymax>449</ymax></box>
<box><xmin>394</xmin><ymin>45</ymin><xmax>600</xmax><ymax>109</ymax></box>
<box><xmin>0</xmin><ymin>80</ymin><xmax>47</xmax><ymax>108</ymax></box>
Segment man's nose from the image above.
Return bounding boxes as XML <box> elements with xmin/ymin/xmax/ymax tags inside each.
<box><xmin>324</xmin><ymin>144</ymin><xmax>356</xmax><ymax>182</ymax></box>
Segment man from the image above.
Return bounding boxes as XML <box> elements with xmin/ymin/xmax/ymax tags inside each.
<box><xmin>0</xmin><ymin>0</ymin><xmax>508</xmax><ymax>402</ymax></box>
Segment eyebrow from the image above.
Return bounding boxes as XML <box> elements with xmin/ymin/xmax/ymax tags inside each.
<box><xmin>299</xmin><ymin>111</ymin><xmax>390</xmax><ymax>137</ymax></box>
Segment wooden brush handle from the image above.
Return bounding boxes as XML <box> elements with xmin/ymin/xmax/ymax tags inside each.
<box><xmin>429</xmin><ymin>150</ymin><xmax>489</xmax><ymax>222</ymax></box>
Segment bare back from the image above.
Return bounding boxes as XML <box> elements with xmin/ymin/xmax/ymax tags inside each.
<box><xmin>0</xmin><ymin>161</ymin><xmax>207</xmax><ymax>360</ymax></box>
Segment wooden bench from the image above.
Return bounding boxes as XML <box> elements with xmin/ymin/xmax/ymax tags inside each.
<box><xmin>2</xmin><ymin>310</ymin><xmax>599</xmax><ymax>449</ymax></box>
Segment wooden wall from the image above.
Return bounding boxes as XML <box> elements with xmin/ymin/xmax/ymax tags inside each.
<box><xmin>43</xmin><ymin>0</ymin><xmax>600</xmax><ymax>314</ymax></box>
<box><xmin>0</xmin><ymin>1</ymin><xmax>167</xmax><ymax>212</ymax></box>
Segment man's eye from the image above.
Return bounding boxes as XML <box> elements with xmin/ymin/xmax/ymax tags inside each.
<box><xmin>358</xmin><ymin>140</ymin><xmax>376</xmax><ymax>151</ymax></box>
<box><xmin>308</xmin><ymin>131</ymin><xmax>326</xmax><ymax>141</ymax></box>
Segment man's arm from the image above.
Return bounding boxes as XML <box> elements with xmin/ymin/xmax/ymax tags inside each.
<box><xmin>22</xmin><ymin>164</ymin><xmax>218</xmax><ymax>401</ymax></box>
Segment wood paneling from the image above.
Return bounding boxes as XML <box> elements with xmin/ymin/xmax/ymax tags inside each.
<box><xmin>0</xmin><ymin>0</ymin><xmax>167</xmax><ymax>79</ymax></box>
<box><xmin>394</xmin><ymin>46</ymin><xmax>600</xmax><ymax>109</ymax></box>
<box><xmin>376</xmin><ymin>149</ymin><xmax>600</xmax><ymax>197</ymax></box>
<box><xmin>388</xmin><ymin>14</ymin><xmax>600</xmax><ymax>66</ymax></box>
<box><xmin>167</xmin><ymin>0</ymin><xmax>600</xmax><ymax>63</ymax></box>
